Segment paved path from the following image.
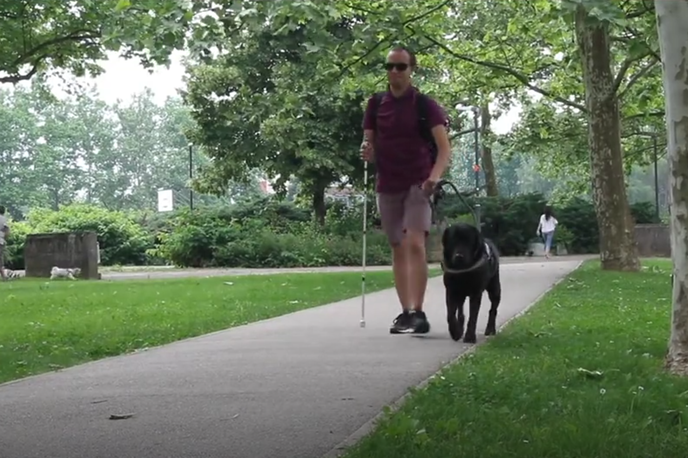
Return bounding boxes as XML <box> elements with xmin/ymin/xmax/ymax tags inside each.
<box><xmin>0</xmin><ymin>260</ymin><xmax>582</xmax><ymax>458</ymax></box>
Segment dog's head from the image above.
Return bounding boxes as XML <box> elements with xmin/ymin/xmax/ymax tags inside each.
<box><xmin>71</xmin><ymin>268</ymin><xmax>81</xmax><ymax>277</ymax></box>
<box><xmin>441</xmin><ymin>223</ymin><xmax>486</xmax><ymax>269</ymax></box>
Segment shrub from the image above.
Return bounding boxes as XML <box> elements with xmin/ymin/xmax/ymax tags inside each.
<box><xmin>26</xmin><ymin>205</ymin><xmax>154</xmax><ymax>266</ymax></box>
<box><xmin>152</xmin><ymin>205</ymin><xmax>391</xmax><ymax>268</ymax></box>
<box><xmin>435</xmin><ymin>193</ymin><xmax>659</xmax><ymax>255</ymax></box>
<box><xmin>3</xmin><ymin>220</ymin><xmax>32</xmax><ymax>270</ymax></box>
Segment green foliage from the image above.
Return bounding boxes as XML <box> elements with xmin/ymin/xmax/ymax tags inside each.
<box><xmin>25</xmin><ymin>205</ymin><xmax>153</xmax><ymax>265</ymax></box>
<box><xmin>152</xmin><ymin>201</ymin><xmax>390</xmax><ymax>268</ymax></box>
<box><xmin>0</xmin><ymin>0</ymin><xmax>223</xmax><ymax>84</ymax></box>
<box><xmin>3</xmin><ymin>221</ymin><xmax>32</xmax><ymax>270</ymax></box>
<box><xmin>436</xmin><ymin>193</ymin><xmax>657</xmax><ymax>255</ymax></box>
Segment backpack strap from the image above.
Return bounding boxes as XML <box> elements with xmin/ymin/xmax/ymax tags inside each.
<box><xmin>415</xmin><ymin>93</ymin><xmax>434</xmax><ymax>144</ymax></box>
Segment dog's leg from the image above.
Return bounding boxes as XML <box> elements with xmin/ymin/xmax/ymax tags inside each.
<box><xmin>485</xmin><ymin>274</ymin><xmax>501</xmax><ymax>336</ymax></box>
<box><xmin>464</xmin><ymin>295</ymin><xmax>482</xmax><ymax>344</ymax></box>
<box><xmin>446</xmin><ymin>289</ymin><xmax>466</xmax><ymax>342</ymax></box>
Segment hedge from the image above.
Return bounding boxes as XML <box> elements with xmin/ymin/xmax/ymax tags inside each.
<box><xmin>435</xmin><ymin>193</ymin><xmax>656</xmax><ymax>256</ymax></box>
<box><xmin>1</xmin><ymin>194</ymin><xmax>658</xmax><ymax>270</ymax></box>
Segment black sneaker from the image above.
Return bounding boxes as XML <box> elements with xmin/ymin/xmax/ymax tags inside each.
<box><xmin>390</xmin><ymin>311</ymin><xmax>412</xmax><ymax>334</ymax></box>
<box><xmin>409</xmin><ymin>310</ymin><xmax>431</xmax><ymax>334</ymax></box>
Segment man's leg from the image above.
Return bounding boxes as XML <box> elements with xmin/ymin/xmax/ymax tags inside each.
<box><xmin>377</xmin><ymin>192</ymin><xmax>414</xmax><ymax>333</ymax></box>
<box><xmin>403</xmin><ymin>186</ymin><xmax>433</xmax><ymax>333</ymax></box>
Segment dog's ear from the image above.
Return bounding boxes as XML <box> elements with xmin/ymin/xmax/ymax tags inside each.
<box><xmin>442</xmin><ymin>226</ymin><xmax>450</xmax><ymax>247</ymax></box>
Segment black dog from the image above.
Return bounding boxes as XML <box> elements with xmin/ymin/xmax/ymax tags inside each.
<box><xmin>441</xmin><ymin>223</ymin><xmax>501</xmax><ymax>344</ymax></box>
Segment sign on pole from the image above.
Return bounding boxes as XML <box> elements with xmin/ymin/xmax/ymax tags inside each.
<box><xmin>157</xmin><ymin>189</ymin><xmax>174</xmax><ymax>212</ymax></box>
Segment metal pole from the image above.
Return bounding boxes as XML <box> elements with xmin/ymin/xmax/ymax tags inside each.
<box><xmin>189</xmin><ymin>144</ymin><xmax>194</xmax><ymax>211</ymax></box>
<box><xmin>473</xmin><ymin>108</ymin><xmax>480</xmax><ymax>190</ymax></box>
<box><xmin>473</xmin><ymin>107</ymin><xmax>481</xmax><ymax>231</ymax></box>
<box><xmin>653</xmin><ymin>135</ymin><xmax>659</xmax><ymax>223</ymax></box>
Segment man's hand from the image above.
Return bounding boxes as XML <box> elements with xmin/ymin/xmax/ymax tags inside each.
<box><xmin>360</xmin><ymin>140</ymin><xmax>374</xmax><ymax>162</ymax></box>
<box><xmin>422</xmin><ymin>174</ymin><xmax>441</xmax><ymax>196</ymax></box>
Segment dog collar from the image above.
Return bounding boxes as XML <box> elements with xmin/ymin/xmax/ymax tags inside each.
<box><xmin>441</xmin><ymin>243</ymin><xmax>491</xmax><ymax>275</ymax></box>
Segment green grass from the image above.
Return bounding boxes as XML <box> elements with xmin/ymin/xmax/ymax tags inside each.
<box><xmin>0</xmin><ymin>269</ymin><xmax>437</xmax><ymax>384</ymax></box>
<box><xmin>343</xmin><ymin>259</ymin><xmax>688</xmax><ymax>458</ymax></box>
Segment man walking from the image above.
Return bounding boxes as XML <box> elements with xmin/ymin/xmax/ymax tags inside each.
<box><xmin>0</xmin><ymin>205</ymin><xmax>9</xmax><ymax>281</ymax></box>
<box><xmin>360</xmin><ymin>46</ymin><xmax>451</xmax><ymax>334</ymax></box>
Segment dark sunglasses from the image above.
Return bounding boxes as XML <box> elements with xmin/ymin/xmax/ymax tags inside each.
<box><xmin>384</xmin><ymin>62</ymin><xmax>409</xmax><ymax>72</ymax></box>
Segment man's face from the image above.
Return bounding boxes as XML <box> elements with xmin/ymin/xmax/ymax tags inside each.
<box><xmin>385</xmin><ymin>50</ymin><xmax>413</xmax><ymax>88</ymax></box>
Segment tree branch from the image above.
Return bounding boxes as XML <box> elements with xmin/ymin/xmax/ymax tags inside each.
<box><xmin>0</xmin><ymin>64</ymin><xmax>39</xmax><ymax>84</ymax></box>
<box><xmin>623</xmin><ymin>110</ymin><xmax>664</xmax><ymax>121</ymax></box>
<box><xmin>335</xmin><ymin>36</ymin><xmax>394</xmax><ymax>79</ymax></box>
<box><xmin>618</xmin><ymin>60</ymin><xmax>659</xmax><ymax>100</ymax></box>
<box><xmin>418</xmin><ymin>32</ymin><xmax>588</xmax><ymax>113</ymax></box>
<box><xmin>451</xmin><ymin>127</ymin><xmax>478</xmax><ymax>139</ymax></box>
<box><xmin>611</xmin><ymin>58</ymin><xmax>635</xmax><ymax>95</ymax></box>
<box><xmin>402</xmin><ymin>0</ymin><xmax>453</xmax><ymax>26</ymax></box>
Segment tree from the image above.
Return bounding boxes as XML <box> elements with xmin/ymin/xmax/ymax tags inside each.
<box><xmin>573</xmin><ymin>3</ymin><xmax>641</xmax><ymax>271</ymax></box>
<box><xmin>183</xmin><ymin>18</ymin><xmax>377</xmax><ymax>224</ymax></box>
<box><xmin>0</xmin><ymin>0</ymin><xmax>224</xmax><ymax>84</ymax></box>
<box><xmin>655</xmin><ymin>0</ymin><xmax>688</xmax><ymax>376</ymax></box>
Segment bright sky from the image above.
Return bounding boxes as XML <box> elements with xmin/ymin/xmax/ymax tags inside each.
<box><xmin>69</xmin><ymin>51</ymin><xmax>519</xmax><ymax>134</ymax></box>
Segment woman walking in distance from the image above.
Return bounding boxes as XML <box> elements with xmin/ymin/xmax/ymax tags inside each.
<box><xmin>360</xmin><ymin>46</ymin><xmax>451</xmax><ymax>334</ymax></box>
<box><xmin>536</xmin><ymin>205</ymin><xmax>559</xmax><ymax>259</ymax></box>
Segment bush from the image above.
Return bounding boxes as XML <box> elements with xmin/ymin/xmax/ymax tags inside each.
<box><xmin>26</xmin><ymin>205</ymin><xmax>154</xmax><ymax>266</ymax></box>
<box><xmin>4</xmin><ymin>194</ymin><xmax>661</xmax><ymax>269</ymax></box>
<box><xmin>3</xmin><ymin>220</ymin><xmax>32</xmax><ymax>270</ymax></box>
<box><xmin>152</xmin><ymin>206</ymin><xmax>390</xmax><ymax>268</ymax></box>
<box><xmin>436</xmin><ymin>193</ymin><xmax>659</xmax><ymax>255</ymax></box>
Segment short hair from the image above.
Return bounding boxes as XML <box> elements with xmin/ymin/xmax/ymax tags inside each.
<box><xmin>389</xmin><ymin>46</ymin><xmax>417</xmax><ymax>68</ymax></box>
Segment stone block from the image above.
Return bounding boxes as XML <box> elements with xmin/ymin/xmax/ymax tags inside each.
<box><xmin>24</xmin><ymin>231</ymin><xmax>100</xmax><ymax>279</ymax></box>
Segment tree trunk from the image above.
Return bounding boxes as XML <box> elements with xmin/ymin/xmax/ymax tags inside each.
<box><xmin>312</xmin><ymin>185</ymin><xmax>327</xmax><ymax>226</ymax></box>
<box><xmin>574</xmin><ymin>6</ymin><xmax>640</xmax><ymax>272</ymax></box>
<box><xmin>655</xmin><ymin>0</ymin><xmax>688</xmax><ymax>376</ymax></box>
<box><xmin>480</xmin><ymin>104</ymin><xmax>499</xmax><ymax>197</ymax></box>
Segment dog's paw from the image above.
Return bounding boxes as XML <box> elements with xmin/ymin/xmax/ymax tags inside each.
<box><xmin>447</xmin><ymin>317</ymin><xmax>463</xmax><ymax>341</ymax></box>
<box><xmin>485</xmin><ymin>319</ymin><xmax>497</xmax><ymax>336</ymax></box>
<box><xmin>463</xmin><ymin>333</ymin><xmax>477</xmax><ymax>344</ymax></box>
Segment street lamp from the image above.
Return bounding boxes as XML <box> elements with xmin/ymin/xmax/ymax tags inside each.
<box><xmin>188</xmin><ymin>143</ymin><xmax>194</xmax><ymax>211</ymax></box>
<box><xmin>456</xmin><ymin>104</ymin><xmax>481</xmax><ymax>231</ymax></box>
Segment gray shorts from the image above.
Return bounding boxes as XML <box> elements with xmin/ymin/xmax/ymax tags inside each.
<box><xmin>377</xmin><ymin>185</ymin><xmax>432</xmax><ymax>246</ymax></box>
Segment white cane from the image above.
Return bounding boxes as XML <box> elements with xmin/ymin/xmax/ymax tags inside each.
<box><xmin>360</xmin><ymin>159</ymin><xmax>368</xmax><ymax>328</ymax></box>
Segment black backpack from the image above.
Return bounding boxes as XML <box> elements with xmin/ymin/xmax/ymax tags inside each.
<box><xmin>368</xmin><ymin>91</ymin><xmax>440</xmax><ymax>164</ymax></box>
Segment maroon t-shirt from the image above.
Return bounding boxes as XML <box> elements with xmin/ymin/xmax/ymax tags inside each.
<box><xmin>363</xmin><ymin>86</ymin><xmax>447</xmax><ymax>194</ymax></box>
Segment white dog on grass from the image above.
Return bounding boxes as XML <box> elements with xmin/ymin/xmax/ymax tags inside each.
<box><xmin>50</xmin><ymin>266</ymin><xmax>81</xmax><ymax>280</ymax></box>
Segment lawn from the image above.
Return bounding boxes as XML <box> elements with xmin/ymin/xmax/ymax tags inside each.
<box><xmin>0</xmin><ymin>269</ymin><xmax>438</xmax><ymax>384</ymax></box>
<box><xmin>343</xmin><ymin>259</ymin><xmax>688</xmax><ymax>458</ymax></box>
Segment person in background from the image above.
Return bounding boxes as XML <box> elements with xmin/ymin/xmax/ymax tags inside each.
<box><xmin>536</xmin><ymin>205</ymin><xmax>558</xmax><ymax>259</ymax></box>
<box><xmin>0</xmin><ymin>205</ymin><xmax>9</xmax><ymax>281</ymax></box>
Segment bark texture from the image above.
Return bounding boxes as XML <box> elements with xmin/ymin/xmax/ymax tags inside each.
<box><xmin>655</xmin><ymin>0</ymin><xmax>688</xmax><ymax>376</ymax></box>
<box><xmin>480</xmin><ymin>104</ymin><xmax>499</xmax><ymax>197</ymax></box>
<box><xmin>575</xmin><ymin>6</ymin><xmax>640</xmax><ymax>271</ymax></box>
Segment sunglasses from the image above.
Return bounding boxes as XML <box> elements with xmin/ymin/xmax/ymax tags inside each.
<box><xmin>384</xmin><ymin>62</ymin><xmax>409</xmax><ymax>72</ymax></box>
